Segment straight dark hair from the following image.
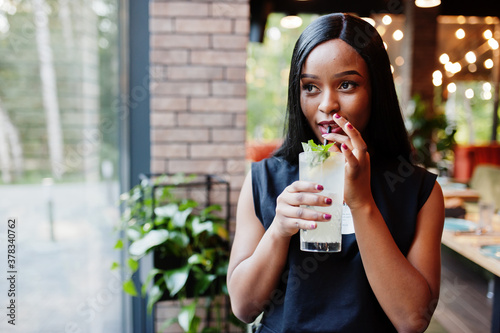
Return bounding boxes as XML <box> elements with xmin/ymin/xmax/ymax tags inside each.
<box><xmin>274</xmin><ymin>13</ymin><xmax>412</xmax><ymax>164</ymax></box>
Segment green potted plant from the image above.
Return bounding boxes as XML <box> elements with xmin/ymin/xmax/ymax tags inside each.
<box><xmin>407</xmin><ymin>94</ymin><xmax>456</xmax><ymax>173</ymax></box>
<box><xmin>113</xmin><ymin>174</ymin><xmax>231</xmax><ymax>332</ymax></box>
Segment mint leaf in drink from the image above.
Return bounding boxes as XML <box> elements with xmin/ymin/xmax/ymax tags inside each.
<box><xmin>302</xmin><ymin>140</ymin><xmax>334</xmax><ymax>163</ymax></box>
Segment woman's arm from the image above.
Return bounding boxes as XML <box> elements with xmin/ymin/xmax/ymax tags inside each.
<box><xmin>227</xmin><ymin>170</ymin><xmax>332</xmax><ymax>323</ymax></box>
<box><xmin>325</xmin><ymin>115</ymin><xmax>445</xmax><ymax>333</ymax></box>
<box><xmin>351</xmin><ymin>182</ymin><xmax>444</xmax><ymax>333</ymax></box>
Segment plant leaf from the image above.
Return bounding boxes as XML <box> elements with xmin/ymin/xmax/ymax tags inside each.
<box><xmin>128</xmin><ymin>258</ymin><xmax>139</xmax><ymax>272</ymax></box>
<box><xmin>146</xmin><ymin>284</ymin><xmax>163</xmax><ymax>314</ymax></box>
<box><xmin>192</xmin><ymin>217</ymin><xmax>212</xmax><ymax>236</ymax></box>
<box><xmin>173</xmin><ymin>208</ymin><xmax>192</xmax><ymax>227</ymax></box>
<box><xmin>187</xmin><ymin>253</ymin><xmax>205</xmax><ymax>265</ymax></box>
<box><xmin>123</xmin><ymin>279</ymin><xmax>138</xmax><ymax>296</ymax></box>
<box><xmin>194</xmin><ymin>273</ymin><xmax>216</xmax><ymax>295</ymax></box>
<box><xmin>129</xmin><ymin>229</ymin><xmax>169</xmax><ymax>257</ymax></box>
<box><xmin>126</xmin><ymin>227</ymin><xmax>142</xmax><ymax>241</ymax></box>
<box><xmin>110</xmin><ymin>262</ymin><xmax>120</xmax><ymax>270</ymax></box>
<box><xmin>164</xmin><ymin>265</ymin><xmax>190</xmax><ymax>297</ymax></box>
<box><xmin>141</xmin><ymin>268</ymin><xmax>163</xmax><ymax>296</ymax></box>
<box><xmin>168</xmin><ymin>230</ymin><xmax>190</xmax><ymax>248</ymax></box>
<box><xmin>178</xmin><ymin>301</ymin><xmax>197</xmax><ymax>332</ymax></box>
<box><xmin>114</xmin><ymin>239</ymin><xmax>123</xmax><ymax>249</ymax></box>
<box><xmin>154</xmin><ymin>203</ymin><xmax>178</xmax><ymax>218</ymax></box>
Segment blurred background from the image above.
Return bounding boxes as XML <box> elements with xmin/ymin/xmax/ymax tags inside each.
<box><xmin>0</xmin><ymin>0</ymin><xmax>498</xmax><ymax>332</ymax></box>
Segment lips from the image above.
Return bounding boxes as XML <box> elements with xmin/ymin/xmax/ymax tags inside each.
<box><xmin>318</xmin><ymin>121</ymin><xmax>343</xmax><ymax>135</ymax></box>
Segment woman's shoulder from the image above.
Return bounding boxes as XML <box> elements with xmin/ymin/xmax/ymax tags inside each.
<box><xmin>251</xmin><ymin>157</ymin><xmax>298</xmax><ymax>194</ymax></box>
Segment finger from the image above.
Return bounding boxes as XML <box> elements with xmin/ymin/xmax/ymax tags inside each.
<box><xmin>286</xmin><ymin>180</ymin><xmax>325</xmax><ymax>194</ymax></box>
<box><xmin>280</xmin><ymin>205</ymin><xmax>333</xmax><ymax>221</ymax></box>
<box><xmin>341</xmin><ymin>142</ymin><xmax>360</xmax><ymax>169</ymax></box>
<box><xmin>343</xmin><ymin>121</ymin><xmax>368</xmax><ymax>154</ymax></box>
<box><xmin>295</xmin><ymin>220</ymin><xmax>318</xmax><ymax>230</ymax></box>
<box><xmin>322</xmin><ymin>133</ymin><xmax>352</xmax><ymax>151</ymax></box>
<box><xmin>332</xmin><ymin>114</ymin><xmax>367</xmax><ymax>153</ymax></box>
<box><xmin>283</xmin><ymin>192</ymin><xmax>333</xmax><ymax>207</ymax></box>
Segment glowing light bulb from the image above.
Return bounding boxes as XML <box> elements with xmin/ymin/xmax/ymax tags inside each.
<box><xmin>465</xmin><ymin>88</ymin><xmax>474</xmax><ymax>99</ymax></box>
<box><xmin>439</xmin><ymin>53</ymin><xmax>449</xmax><ymax>64</ymax></box>
<box><xmin>488</xmin><ymin>38</ymin><xmax>499</xmax><ymax>50</ymax></box>
<box><xmin>382</xmin><ymin>15</ymin><xmax>392</xmax><ymax>25</ymax></box>
<box><xmin>484</xmin><ymin>29</ymin><xmax>493</xmax><ymax>39</ymax></box>
<box><xmin>393</xmin><ymin>30</ymin><xmax>404</xmax><ymax>41</ymax></box>
<box><xmin>455</xmin><ymin>28</ymin><xmax>465</xmax><ymax>39</ymax></box>
<box><xmin>465</xmin><ymin>51</ymin><xmax>476</xmax><ymax>64</ymax></box>
<box><xmin>484</xmin><ymin>59</ymin><xmax>494</xmax><ymax>69</ymax></box>
<box><xmin>447</xmin><ymin>83</ymin><xmax>457</xmax><ymax>93</ymax></box>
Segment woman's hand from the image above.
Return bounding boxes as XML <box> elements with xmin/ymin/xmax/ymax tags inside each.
<box><xmin>321</xmin><ymin>114</ymin><xmax>373</xmax><ymax>211</ymax></box>
<box><xmin>273</xmin><ymin>181</ymin><xmax>333</xmax><ymax>237</ymax></box>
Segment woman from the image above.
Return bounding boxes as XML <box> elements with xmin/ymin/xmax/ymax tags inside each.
<box><xmin>228</xmin><ymin>13</ymin><xmax>444</xmax><ymax>333</ymax></box>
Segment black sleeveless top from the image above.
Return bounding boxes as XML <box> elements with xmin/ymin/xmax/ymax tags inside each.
<box><xmin>251</xmin><ymin>156</ymin><xmax>437</xmax><ymax>333</ymax></box>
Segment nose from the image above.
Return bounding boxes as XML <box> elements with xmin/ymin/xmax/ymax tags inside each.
<box><xmin>318</xmin><ymin>89</ymin><xmax>339</xmax><ymax>115</ymax></box>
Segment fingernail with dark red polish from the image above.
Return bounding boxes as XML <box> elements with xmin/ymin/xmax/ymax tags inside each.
<box><xmin>325</xmin><ymin>197</ymin><xmax>332</xmax><ymax>205</ymax></box>
<box><xmin>324</xmin><ymin>214</ymin><xmax>332</xmax><ymax>220</ymax></box>
<box><xmin>334</xmin><ymin>113</ymin><xmax>341</xmax><ymax>118</ymax></box>
<box><xmin>342</xmin><ymin>143</ymin><xmax>348</xmax><ymax>150</ymax></box>
<box><xmin>346</xmin><ymin>123</ymin><xmax>353</xmax><ymax>130</ymax></box>
<box><xmin>316</xmin><ymin>184</ymin><xmax>324</xmax><ymax>191</ymax></box>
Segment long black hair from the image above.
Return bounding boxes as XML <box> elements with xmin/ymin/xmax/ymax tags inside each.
<box><xmin>274</xmin><ymin>13</ymin><xmax>412</xmax><ymax>164</ymax></box>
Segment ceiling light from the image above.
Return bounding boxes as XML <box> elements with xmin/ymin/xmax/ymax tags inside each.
<box><xmin>457</xmin><ymin>16</ymin><xmax>467</xmax><ymax>24</ymax></box>
<box><xmin>465</xmin><ymin>51</ymin><xmax>476</xmax><ymax>64</ymax></box>
<box><xmin>392</xmin><ymin>30</ymin><xmax>404</xmax><ymax>41</ymax></box>
<box><xmin>280</xmin><ymin>16</ymin><xmax>302</xmax><ymax>29</ymax></box>
<box><xmin>455</xmin><ymin>29</ymin><xmax>465</xmax><ymax>39</ymax></box>
<box><xmin>483</xmin><ymin>82</ymin><xmax>492</xmax><ymax>91</ymax></box>
<box><xmin>382</xmin><ymin>15</ymin><xmax>392</xmax><ymax>25</ymax></box>
<box><xmin>484</xmin><ymin>59</ymin><xmax>494</xmax><ymax>69</ymax></box>
<box><xmin>447</xmin><ymin>83</ymin><xmax>456</xmax><ymax>93</ymax></box>
<box><xmin>415</xmin><ymin>0</ymin><xmax>441</xmax><ymax>8</ymax></box>
<box><xmin>439</xmin><ymin>53</ymin><xmax>449</xmax><ymax>64</ymax></box>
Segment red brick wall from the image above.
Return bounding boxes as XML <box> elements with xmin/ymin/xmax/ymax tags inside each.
<box><xmin>149</xmin><ymin>0</ymin><xmax>249</xmax><ymax>225</ymax></box>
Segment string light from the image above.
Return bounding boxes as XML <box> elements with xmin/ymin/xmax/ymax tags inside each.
<box><xmin>392</xmin><ymin>30</ymin><xmax>404</xmax><ymax>41</ymax></box>
<box><xmin>439</xmin><ymin>53</ymin><xmax>449</xmax><ymax>64</ymax></box>
<box><xmin>484</xmin><ymin>29</ymin><xmax>493</xmax><ymax>39</ymax></box>
<box><xmin>455</xmin><ymin>29</ymin><xmax>465</xmax><ymax>39</ymax></box>
<box><xmin>465</xmin><ymin>88</ymin><xmax>474</xmax><ymax>99</ymax></box>
<box><xmin>465</xmin><ymin>51</ymin><xmax>476</xmax><ymax>64</ymax></box>
<box><xmin>382</xmin><ymin>15</ymin><xmax>392</xmax><ymax>25</ymax></box>
<box><xmin>488</xmin><ymin>38</ymin><xmax>499</xmax><ymax>50</ymax></box>
<box><xmin>484</xmin><ymin>59</ymin><xmax>494</xmax><ymax>69</ymax></box>
<box><xmin>447</xmin><ymin>83</ymin><xmax>457</xmax><ymax>93</ymax></box>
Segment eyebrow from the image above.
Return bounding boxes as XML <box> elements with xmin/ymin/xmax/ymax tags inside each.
<box><xmin>300</xmin><ymin>70</ymin><xmax>363</xmax><ymax>79</ymax></box>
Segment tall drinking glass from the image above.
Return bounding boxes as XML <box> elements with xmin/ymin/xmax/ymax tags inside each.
<box><xmin>299</xmin><ymin>151</ymin><xmax>345</xmax><ymax>252</ymax></box>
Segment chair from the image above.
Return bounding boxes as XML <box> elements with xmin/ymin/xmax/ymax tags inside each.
<box><xmin>469</xmin><ymin>164</ymin><xmax>500</xmax><ymax>211</ymax></box>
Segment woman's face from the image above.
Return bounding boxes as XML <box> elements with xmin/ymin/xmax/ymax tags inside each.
<box><xmin>300</xmin><ymin>39</ymin><xmax>372</xmax><ymax>143</ymax></box>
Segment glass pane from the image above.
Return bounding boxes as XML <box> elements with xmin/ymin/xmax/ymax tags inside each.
<box><xmin>0</xmin><ymin>0</ymin><xmax>122</xmax><ymax>332</ymax></box>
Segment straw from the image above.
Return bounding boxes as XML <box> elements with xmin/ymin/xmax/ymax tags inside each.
<box><xmin>324</xmin><ymin>125</ymin><xmax>332</xmax><ymax>145</ymax></box>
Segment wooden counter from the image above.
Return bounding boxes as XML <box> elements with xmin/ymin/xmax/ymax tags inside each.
<box><xmin>441</xmin><ymin>214</ymin><xmax>500</xmax><ymax>333</ymax></box>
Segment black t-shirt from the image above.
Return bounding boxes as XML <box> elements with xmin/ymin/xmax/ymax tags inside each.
<box><xmin>251</xmin><ymin>156</ymin><xmax>437</xmax><ymax>333</ymax></box>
